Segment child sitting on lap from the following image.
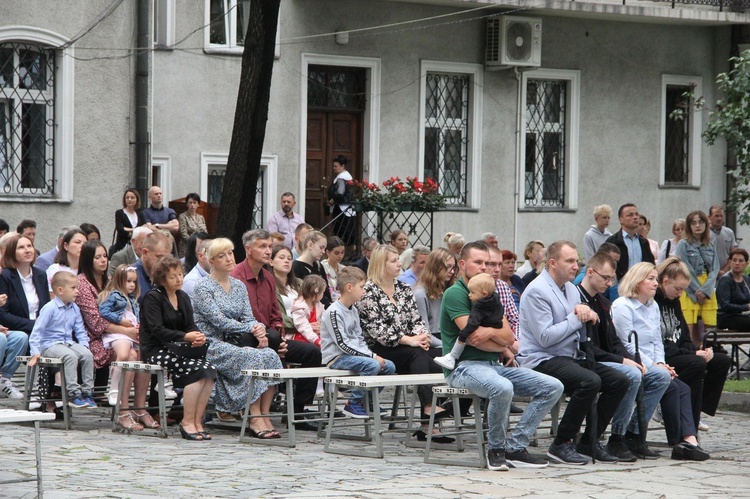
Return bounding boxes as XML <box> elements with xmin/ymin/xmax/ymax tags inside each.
<box><xmin>29</xmin><ymin>271</ymin><xmax>96</xmax><ymax>409</ymax></box>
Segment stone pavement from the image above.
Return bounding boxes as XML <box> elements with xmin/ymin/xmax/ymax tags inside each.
<box><xmin>2</xmin><ymin>399</ymin><xmax>750</xmax><ymax>498</ymax></box>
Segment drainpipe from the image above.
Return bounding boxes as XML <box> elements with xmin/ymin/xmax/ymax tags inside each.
<box><xmin>513</xmin><ymin>67</ymin><xmax>523</xmax><ymax>255</ymax></box>
<box><xmin>135</xmin><ymin>0</ymin><xmax>150</xmax><ymax>199</ymax></box>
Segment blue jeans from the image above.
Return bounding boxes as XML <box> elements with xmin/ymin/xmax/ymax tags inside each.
<box><xmin>447</xmin><ymin>361</ymin><xmax>564</xmax><ymax>452</ymax></box>
<box><xmin>602</xmin><ymin>362</ymin><xmax>672</xmax><ymax>435</ymax></box>
<box><xmin>0</xmin><ymin>331</ymin><xmax>29</xmax><ymax>378</ymax></box>
<box><xmin>329</xmin><ymin>354</ymin><xmax>396</xmax><ymax>402</ymax></box>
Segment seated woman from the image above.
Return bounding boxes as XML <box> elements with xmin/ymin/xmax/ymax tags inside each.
<box><xmin>413</xmin><ymin>248</ymin><xmax>457</xmax><ymax>344</ymax></box>
<box><xmin>612</xmin><ymin>262</ymin><xmax>710</xmax><ymax>461</ymax></box>
<box><xmin>321</xmin><ymin>236</ymin><xmax>346</xmax><ymax>302</ymax></box>
<box><xmin>717</xmin><ymin>247</ymin><xmax>750</xmax><ymax>331</ymax></box>
<box><xmin>499</xmin><ymin>250</ymin><xmax>526</xmax><ymax>309</ymax></box>
<box><xmin>356</xmin><ymin>244</ymin><xmax>451</xmax><ymax>440</ymax></box>
<box><xmin>80</xmin><ymin>223</ymin><xmax>101</xmax><ymax>241</ymax></box>
<box><xmin>140</xmin><ymin>256</ymin><xmax>216</xmax><ymax>441</ymax></box>
<box><xmin>293</xmin><ymin>231</ymin><xmax>332</xmax><ymax>308</ymax></box>
<box><xmin>658</xmin><ymin>257</ymin><xmax>730</xmax><ymax>432</ymax></box>
<box><xmin>269</xmin><ymin>245</ymin><xmax>300</xmax><ymax>333</ymax></box>
<box><xmin>193</xmin><ymin>238</ymin><xmax>284</xmax><ymax>437</ymax></box>
<box><xmin>46</xmin><ymin>228</ymin><xmax>88</xmax><ymax>294</ymax></box>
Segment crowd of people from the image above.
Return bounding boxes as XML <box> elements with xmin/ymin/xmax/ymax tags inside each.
<box><xmin>0</xmin><ymin>185</ymin><xmax>737</xmax><ymax>467</ymax></box>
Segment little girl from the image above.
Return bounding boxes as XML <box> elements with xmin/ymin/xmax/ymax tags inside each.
<box><xmin>289</xmin><ymin>275</ymin><xmax>327</xmax><ymax>348</ymax></box>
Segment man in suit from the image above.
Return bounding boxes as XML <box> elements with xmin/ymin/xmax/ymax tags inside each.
<box><xmin>108</xmin><ymin>226</ymin><xmax>152</xmax><ymax>277</ymax></box>
<box><xmin>518</xmin><ymin>241</ymin><xmax>629</xmax><ymax>465</ymax></box>
<box><xmin>36</xmin><ymin>226</ymin><xmax>79</xmax><ymax>273</ymax></box>
<box><xmin>606</xmin><ymin>203</ymin><xmax>654</xmax><ymax>280</ymax></box>
<box><xmin>352</xmin><ymin>237</ymin><xmax>377</xmax><ymax>274</ymax></box>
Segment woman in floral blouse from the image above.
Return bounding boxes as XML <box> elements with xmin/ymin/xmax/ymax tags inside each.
<box><xmin>356</xmin><ymin>245</ymin><xmax>448</xmax><ymax>423</ymax></box>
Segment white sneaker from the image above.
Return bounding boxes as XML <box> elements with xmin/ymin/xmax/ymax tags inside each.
<box><xmin>0</xmin><ymin>377</ymin><xmax>23</xmax><ymax>400</ymax></box>
<box><xmin>698</xmin><ymin>419</ymin><xmax>709</xmax><ymax>432</ymax></box>
<box><xmin>434</xmin><ymin>355</ymin><xmax>456</xmax><ymax>370</ymax></box>
<box><xmin>28</xmin><ymin>395</ymin><xmax>41</xmax><ymax>411</ymax></box>
<box><xmin>652</xmin><ymin>406</ymin><xmax>664</xmax><ymax>425</ymax></box>
<box><xmin>108</xmin><ymin>390</ymin><xmax>119</xmax><ymax>406</ymax></box>
<box><xmin>164</xmin><ymin>385</ymin><xmax>177</xmax><ymax>400</ymax></box>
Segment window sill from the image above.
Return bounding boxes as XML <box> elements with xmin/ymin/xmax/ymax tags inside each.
<box><xmin>203</xmin><ymin>46</ymin><xmax>243</xmax><ymax>56</ymax></box>
<box><xmin>0</xmin><ymin>196</ymin><xmax>72</xmax><ymax>204</ymax></box>
<box><xmin>440</xmin><ymin>206</ymin><xmax>479</xmax><ymax>213</ymax></box>
<box><xmin>519</xmin><ymin>207</ymin><xmax>577</xmax><ymax>213</ymax></box>
<box><xmin>658</xmin><ymin>184</ymin><xmax>700</xmax><ymax>190</ymax></box>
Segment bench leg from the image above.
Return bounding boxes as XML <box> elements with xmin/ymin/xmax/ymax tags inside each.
<box><xmin>239</xmin><ymin>377</ymin><xmax>255</xmax><ymax>442</ymax></box>
<box><xmin>285</xmin><ymin>379</ymin><xmax>296</xmax><ymax>447</ymax></box>
<box><xmin>59</xmin><ymin>368</ymin><xmax>70</xmax><ymax>431</ymax></box>
<box><xmin>371</xmin><ymin>389</ymin><xmax>383</xmax><ymax>458</ymax></box>
<box><xmin>34</xmin><ymin>420</ymin><xmax>44</xmax><ymax>499</ymax></box>
<box><xmin>156</xmin><ymin>370</ymin><xmax>167</xmax><ymax>438</ymax></box>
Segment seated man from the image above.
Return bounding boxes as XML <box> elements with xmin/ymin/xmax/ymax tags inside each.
<box><xmin>518</xmin><ymin>241</ymin><xmax>630</xmax><ymax>465</ymax></box>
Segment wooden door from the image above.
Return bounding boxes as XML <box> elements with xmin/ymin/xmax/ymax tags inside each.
<box><xmin>305</xmin><ymin>111</ymin><xmax>362</xmax><ymax>230</ymax></box>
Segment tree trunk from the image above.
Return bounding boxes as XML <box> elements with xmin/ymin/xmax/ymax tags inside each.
<box><xmin>216</xmin><ymin>0</ymin><xmax>280</xmax><ymax>260</ymax></box>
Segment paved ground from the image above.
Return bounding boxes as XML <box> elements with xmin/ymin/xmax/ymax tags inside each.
<box><xmin>2</xmin><ymin>396</ymin><xmax>750</xmax><ymax>499</ymax></box>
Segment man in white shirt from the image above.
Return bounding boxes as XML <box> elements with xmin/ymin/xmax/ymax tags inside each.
<box><xmin>183</xmin><ymin>237</ymin><xmax>213</xmax><ymax>301</ymax></box>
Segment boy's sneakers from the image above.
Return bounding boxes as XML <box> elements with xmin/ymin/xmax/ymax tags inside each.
<box><xmin>367</xmin><ymin>399</ymin><xmax>389</xmax><ymax>417</ymax></box>
<box><xmin>85</xmin><ymin>396</ymin><xmax>97</xmax><ymax>409</ymax></box>
<box><xmin>0</xmin><ymin>377</ymin><xmax>23</xmax><ymax>400</ymax></box>
<box><xmin>69</xmin><ymin>396</ymin><xmax>89</xmax><ymax>408</ymax></box>
<box><xmin>433</xmin><ymin>355</ymin><xmax>456</xmax><ymax>370</ymax></box>
<box><xmin>487</xmin><ymin>448</ymin><xmax>509</xmax><ymax>471</ymax></box>
<box><xmin>342</xmin><ymin>401</ymin><xmax>369</xmax><ymax>419</ymax></box>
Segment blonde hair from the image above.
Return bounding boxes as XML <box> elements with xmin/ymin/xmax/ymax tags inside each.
<box><xmin>302</xmin><ymin>230</ymin><xmax>326</xmax><ymax>251</ymax></box>
<box><xmin>468</xmin><ymin>273</ymin><xmax>495</xmax><ymax>295</ymax></box>
<box><xmin>100</xmin><ymin>264</ymin><xmax>140</xmax><ymax>304</ymax></box>
<box><xmin>206</xmin><ymin>237</ymin><xmax>234</xmax><ymax>261</ymax></box>
<box><xmin>443</xmin><ymin>232</ymin><xmax>464</xmax><ymax>247</ymax></box>
<box><xmin>367</xmin><ymin>244</ymin><xmax>399</xmax><ymax>286</ymax></box>
<box><xmin>593</xmin><ymin>204</ymin><xmax>612</xmax><ymax>218</ymax></box>
<box><xmin>656</xmin><ymin>256</ymin><xmax>690</xmax><ymax>284</ymax></box>
<box><xmin>618</xmin><ymin>262</ymin><xmax>657</xmax><ymax>298</ymax></box>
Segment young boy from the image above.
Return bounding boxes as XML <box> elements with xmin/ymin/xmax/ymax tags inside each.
<box><xmin>29</xmin><ymin>271</ymin><xmax>96</xmax><ymax>408</ymax></box>
<box><xmin>434</xmin><ymin>273</ymin><xmax>504</xmax><ymax>370</ymax></box>
<box><xmin>321</xmin><ymin>266</ymin><xmax>396</xmax><ymax>418</ymax></box>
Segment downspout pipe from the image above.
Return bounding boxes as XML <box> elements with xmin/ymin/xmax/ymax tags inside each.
<box><xmin>135</xmin><ymin>0</ymin><xmax>150</xmax><ymax>199</ymax></box>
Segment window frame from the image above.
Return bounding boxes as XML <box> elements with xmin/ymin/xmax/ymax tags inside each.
<box><xmin>418</xmin><ymin>60</ymin><xmax>483</xmax><ymax>210</ymax></box>
<box><xmin>660</xmin><ymin>74</ymin><xmax>702</xmax><ymax>189</ymax></box>
<box><xmin>203</xmin><ymin>0</ymin><xmax>281</xmax><ymax>58</ymax></box>
<box><xmin>519</xmin><ymin>68</ymin><xmax>580</xmax><ymax>211</ymax></box>
<box><xmin>154</xmin><ymin>0</ymin><xmax>175</xmax><ymax>50</ymax></box>
<box><xmin>0</xmin><ymin>26</ymin><xmax>74</xmax><ymax>203</ymax></box>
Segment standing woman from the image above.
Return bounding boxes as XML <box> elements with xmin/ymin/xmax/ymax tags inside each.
<box><xmin>140</xmin><ymin>256</ymin><xmax>216</xmax><ymax>440</ymax></box>
<box><xmin>46</xmin><ymin>229</ymin><xmax>87</xmax><ymax>294</ymax></box>
<box><xmin>390</xmin><ymin>230</ymin><xmax>410</xmax><ymax>256</ymax></box>
<box><xmin>321</xmin><ymin>236</ymin><xmax>346</xmax><ymax>302</ymax></box>
<box><xmin>178</xmin><ymin>193</ymin><xmax>208</xmax><ymax>257</ymax></box>
<box><xmin>675</xmin><ymin>210</ymin><xmax>719</xmax><ymax>346</ymax></box>
<box><xmin>413</xmin><ymin>248</ymin><xmax>457</xmax><ymax>342</ymax></box>
<box><xmin>657</xmin><ymin>218</ymin><xmax>685</xmax><ymax>264</ymax></box>
<box><xmin>112</xmin><ymin>188</ymin><xmax>146</xmax><ymax>255</ymax></box>
<box><xmin>293</xmin><ymin>231</ymin><xmax>332</xmax><ymax>308</ymax></box>
<box><xmin>443</xmin><ymin>232</ymin><xmax>465</xmax><ymax>261</ymax></box>
<box><xmin>327</xmin><ymin>155</ymin><xmax>356</xmax><ymax>248</ymax></box>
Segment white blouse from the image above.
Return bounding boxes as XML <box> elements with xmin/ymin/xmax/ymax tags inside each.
<box><xmin>19</xmin><ymin>269</ymin><xmax>40</xmax><ymax>320</ymax></box>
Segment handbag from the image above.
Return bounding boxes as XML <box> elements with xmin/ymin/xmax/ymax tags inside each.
<box><xmin>225</xmin><ymin>327</ymin><xmax>283</xmax><ymax>351</ymax></box>
<box><xmin>166</xmin><ymin>340</ymin><xmax>209</xmax><ymax>359</ymax></box>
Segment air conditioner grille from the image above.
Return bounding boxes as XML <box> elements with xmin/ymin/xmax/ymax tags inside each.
<box><xmin>506</xmin><ymin>22</ymin><xmax>532</xmax><ymax>62</ymax></box>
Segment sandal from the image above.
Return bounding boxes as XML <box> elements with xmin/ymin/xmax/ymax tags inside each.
<box><xmin>217</xmin><ymin>411</ymin><xmax>237</xmax><ymax>422</ymax></box>
<box><xmin>179</xmin><ymin>424</ymin><xmax>203</xmax><ymax>441</ymax></box>
<box><xmin>135</xmin><ymin>411</ymin><xmax>161</xmax><ymax>429</ymax></box>
<box><xmin>198</xmin><ymin>431</ymin><xmax>212</xmax><ymax>440</ymax></box>
<box><xmin>117</xmin><ymin>412</ymin><xmax>144</xmax><ymax>432</ymax></box>
<box><xmin>248</xmin><ymin>428</ymin><xmax>278</xmax><ymax>440</ymax></box>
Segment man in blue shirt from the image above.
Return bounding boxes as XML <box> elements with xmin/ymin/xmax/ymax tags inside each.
<box><xmin>142</xmin><ymin>186</ymin><xmax>179</xmax><ymax>237</ymax></box>
<box><xmin>606</xmin><ymin>204</ymin><xmax>654</xmax><ymax>280</ymax></box>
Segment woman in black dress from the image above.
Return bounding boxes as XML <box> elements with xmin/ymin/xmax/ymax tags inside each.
<box><xmin>112</xmin><ymin>188</ymin><xmax>146</xmax><ymax>256</ymax></box>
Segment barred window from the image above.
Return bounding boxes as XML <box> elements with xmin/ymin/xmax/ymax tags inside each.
<box><xmin>664</xmin><ymin>85</ymin><xmax>691</xmax><ymax>185</ymax></box>
<box><xmin>0</xmin><ymin>42</ymin><xmax>55</xmax><ymax>196</ymax></box>
<box><xmin>424</xmin><ymin>72</ymin><xmax>469</xmax><ymax>206</ymax></box>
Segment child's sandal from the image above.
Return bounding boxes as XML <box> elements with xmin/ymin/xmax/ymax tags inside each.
<box><xmin>117</xmin><ymin>412</ymin><xmax>144</xmax><ymax>431</ymax></box>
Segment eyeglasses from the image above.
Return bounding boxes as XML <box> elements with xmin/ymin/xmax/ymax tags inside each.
<box><xmin>445</xmin><ymin>265</ymin><xmax>456</xmax><ymax>273</ymax></box>
<box><xmin>592</xmin><ymin>268</ymin><xmax>616</xmax><ymax>284</ymax></box>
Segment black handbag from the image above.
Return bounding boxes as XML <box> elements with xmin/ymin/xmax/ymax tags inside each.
<box><xmin>166</xmin><ymin>340</ymin><xmax>209</xmax><ymax>359</ymax></box>
<box><xmin>225</xmin><ymin>328</ymin><xmax>282</xmax><ymax>351</ymax></box>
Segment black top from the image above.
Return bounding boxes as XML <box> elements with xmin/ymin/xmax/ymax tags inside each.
<box><xmin>576</xmin><ymin>284</ymin><xmax>629</xmax><ymax>364</ymax></box>
<box><xmin>139</xmin><ymin>287</ymin><xmax>198</xmax><ymax>362</ymax></box>
<box><xmin>716</xmin><ymin>273</ymin><xmax>750</xmax><ymax>319</ymax></box>
<box><xmin>0</xmin><ymin>266</ymin><xmax>50</xmax><ymax>333</ymax></box>
<box><xmin>112</xmin><ymin>209</ymin><xmax>146</xmax><ymax>255</ymax></box>
<box><xmin>654</xmin><ymin>287</ymin><xmax>696</xmax><ymax>359</ymax></box>
<box><xmin>292</xmin><ymin>260</ymin><xmax>333</xmax><ymax>308</ymax></box>
<box><xmin>352</xmin><ymin>256</ymin><xmax>369</xmax><ymax>275</ymax></box>
<box><xmin>459</xmin><ymin>293</ymin><xmax>504</xmax><ymax>341</ymax></box>
<box><xmin>606</xmin><ymin>230</ymin><xmax>655</xmax><ymax>280</ymax></box>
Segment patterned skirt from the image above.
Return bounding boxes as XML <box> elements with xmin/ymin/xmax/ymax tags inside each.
<box><xmin>146</xmin><ymin>349</ymin><xmax>217</xmax><ymax>389</ymax></box>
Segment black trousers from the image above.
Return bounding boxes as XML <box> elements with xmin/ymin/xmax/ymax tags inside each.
<box><xmin>284</xmin><ymin>339</ymin><xmax>323</xmax><ymax>411</ymax></box>
<box><xmin>370</xmin><ymin>344</ymin><xmax>442</xmax><ymax>409</ymax></box>
<box><xmin>717</xmin><ymin>313</ymin><xmax>750</xmax><ymax>330</ymax></box>
<box><xmin>660</xmin><ymin>378</ymin><xmax>694</xmax><ymax>446</ymax></box>
<box><xmin>534</xmin><ymin>356</ymin><xmax>630</xmax><ymax>442</ymax></box>
<box><xmin>668</xmin><ymin>352</ymin><xmax>731</xmax><ymax>422</ymax></box>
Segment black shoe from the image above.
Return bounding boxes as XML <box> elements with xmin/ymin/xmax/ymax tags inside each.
<box><xmin>625</xmin><ymin>433</ymin><xmax>661</xmax><ymax>460</ymax></box>
<box><xmin>292</xmin><ymin>421</ymin><xmax>319</xmax><ymax>432</ymax></box>
<box><xmin>606</xmin><ymin>437</ymin><xmax>637</xmax><ymax>463</ymax></box>
<box><xmin>505</xmin><ymin>448</ymin><xmax>548</xmax><ymax>468</ymax></box>
<box><xmin>412</xmin><ymin>429</ymin><xmax>455</xmax><ymax>444</ymax></box>
<box><xmin>510</xmin><ymin>403</ymin><xmax>524</xmax><ymax>414</ymax></box>
<box><xmin>671</xmin><ymin>441</ymin><xmax>710</xmax><ymax>461</ymax></box>
<box><xmin>487</xmin><ymin>448</ymin><xmax>509</xmax><ymax>471</ymax></box>
<box><xmin>547</xmin><ymin>441</ymin><xmax>590</xmax><ymax>465</ymax></box>
<box><xmin>576</xmin><ymin>441</ymin><xmax>619</xmax><ymax>463</ymax></box>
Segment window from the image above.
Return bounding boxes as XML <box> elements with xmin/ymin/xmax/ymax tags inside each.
<box><xmin>154</xmin><ymin>0</ymin><xmax>175</xmax><ymax>50</ymax></box>
<box><xmin>419</xmin><ymin>61</ymin><xmax>483</xmax><ymax>208</ymax></box>
<box><xmin>520</xmin><ymin>69</ymin><xmax>580</xmax><ymax>210</ymax></box>
<box><xmin>200</xmin><ymin>153</ymin><xmax>277</xmax><ymax>230</ymax></box>
<box><xmin>205</xmin><ymin>0</ymin><xmax>251</xmax><ymax>53</ymax></box>
<box><xmin>151</xmin><ymin>155</ymin><xmax>171</xmax><ymax>202</ymax></box>
<box><xmin>660</xmin><ymin>75</ymin><xmax>702</xmax><ymax>188</ymax></box>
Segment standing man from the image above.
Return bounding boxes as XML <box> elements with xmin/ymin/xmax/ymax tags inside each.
<box><xmin>441</xmin><ymin>241</ymin><xmax>563</xmax><ymax>471</ymax></box>
<box><xmin>398</xmin><ymin>246</ymin><xmax>430</xmax><ymax>287</ymax></box>
<box><xmin>232</xmin><ymin>229</ymin><xmax>322</xmax><ymax>431</ymax></box>
<box><xmin>708</xmin><ymin>204</ymin><xmax>738</xmax><ymax>277</ymax></box>
<box><xmin>108</xmin><ymin>226</ymin><xmax>153</xmax><ymax>277</ymax></box>
<box><xmin>518</xmin><ymin>241</ymin><xmax>629</xmax><ymax>465</ymax></box>
<box><xmin>142</xmin><ymin>186</ymin><xmax>179</xmax><ymax>237</ymax></box>
<box><xmin>267</xmin><ymin>192</ymin><xmax>305</xmax><ymax>249</ymax></box>
<box><xmin>606</xmin><ymin>203</ymin><xmax>654</xmax><ymax>280</ymax></box>
<box><xmin>583</xmin><ymin>204</ymin><xmax>613</xmax><ymax>261</ymax></box>
<box><xmin>16</xmin><ymin>220</ymin><xmax>39</xmax><ymax>256</ymax></box>
<box><xmin>482</xmin><ymin>232</ymin><xmax>499</xmax><ymax>249</ymax></box>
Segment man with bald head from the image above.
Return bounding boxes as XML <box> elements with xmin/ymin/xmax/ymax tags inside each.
<box><xmin>142</xmin><ymin>186</ymin><xmax>179</xmax><ymax>236</ymax></box>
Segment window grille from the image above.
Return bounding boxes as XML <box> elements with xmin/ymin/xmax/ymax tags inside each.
<box><xmin>307</xmin><ymin>66</ymin><xmax>366</xmax><ymax>111</ymax></box>
<box><xmin>664</xmin><ymin>85</ymin><xmax>691</xmax><ymax>185</ymax></box>
<box><xmin>207</xmin><ymin>167</ymin><xmax>264</xmax><ymax>229</ymax></box>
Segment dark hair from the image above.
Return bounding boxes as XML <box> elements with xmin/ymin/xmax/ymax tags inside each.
<box><xmin>184</xmin><ymin>232</ymin><xmax>210</xmax><ymax>273</ymax></box>
<box><xmin>0</xmin><ymin>219</ymin><xmax>9</xmax><ymax>232</ymax></box>
<box><xmin>79</xmin><ymin>240</ymin><xmax>109</xmax><ymax>293</ymax></box>
<box><xmin>122</xmin><ymin>188</ymin><xmax>141</xmax><ymax>210</ymax></box>
<box><xmin>1</xmin><ymin>234</ymin><xmax>36</xmax><ymax>269</ymax></box>
<box><xmin>326</xmin><ymin>236</ymin><xmax>345</xmax><ymax>252</ymax></box>
<box><xmin>270</xmin><ymin>245</ymin><xmax>300</xmax><ymax>295</ymax></box>
<box><xmin>730</xmin><ymin>247</ymin><xmax>749</xmax><ymax>262</ymax></box>
<box><xmin>151</xmin><ymin>256</ymin><xmax>183</xmax><ymax>288</ymax></box>
<box><xmin>597</xmin><ymin>242</ymin><xmax>621</xmax><ymax>255</ymax></box>
<box><xmin>79</xmin><ymin>223</ymin><xmax>101</xmax><ymax>239</ymax></box>
<box><xmin>617</xmin><ymin>203</ymin><xmax>637</xmax><ymax>219</ymax></box>
<box><xmin>54</xmin><ymin>229</ymin><xmax>86</xmax><ymax>267</ymax></box>
<box><xmin>185</xmin><ymin>192</ymin><xmax>201</xmax><ymax>204</ymax></box>
<box><xmin>587</xmin><ymin>251</ymin><xmax>616</xmax><ymax>272</ymax></box>
<box><xmin>16</xmin><ymin>219</ymin><xmax>36</xmax><ymax>233</ymax></box>
<box><xmin>547</xmin><ymin>241</ymin><xmax>577</xmax><ymax>262</ymax></box>
<box><xmin>333</xmin><ymin>155</ymin><xmax>348</xmax><ymax>167</ymax></box>
<box><xmin>460</xmin><ymin>241</ymin><xmax>488</xmax><ymax>261</ymax></box>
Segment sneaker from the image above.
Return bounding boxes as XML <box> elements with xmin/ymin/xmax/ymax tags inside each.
<box><xmin>367</xmin><ymin>399</ymin><xmax>389</xmax><ymax>417</ymax></box>
<box><xmin>0</xmin><ymin>377</ymin><xmax>22</xmax><ymax>400</ymax></box>
<box><xmin>108</xmin><ymin>390</ymin><xmax>119</xmax><ymax>406</ymax></box>
<box><xmin>576</xmin><ymin>441</ymin><xmax>619</xmax><ymax>463</ymax></box>
<box><xmin>652</xmin><ymin>406</ymin><xmax>664</xmax><ymax>425</ymax></box>
<box><xmin>29</xmin><ymin>396</ymin><xmax>42</xmax><ymax>411</ymax></box>
<box><xmin>342</xmin><ymin>401</ymin><xmax>369</xmax><ymax>419</ymax></box>
<box><xmin>433</xmin><ymin>355</ymin><xmax>456</xmax><ymax>370</ymax></box>
<box><xmin>698</xmin><ymin>419</ymin><xmax>709</xmax><ymax>432</ymax></box>
<box><xmin>487</xmin><ymin>448</ymin><xmax>509</xmax><ymax>471</ymax></box>
<box><xmin>69</xmin><ymin>396</ymin><xmax>88</xmax><ymax>408</ymax></box>
<box><xmin>671</xmin><ymin>441</ymin><xmax>710</xmax><ymax>461</ymax></box>
<box><xmin>606</xmin><ymin>437</ymin><xmax>637</xmax><ymax>463</ymax></box>
<box><xmin>547</xmin><ymin>441</ymin><xmax>590</xmax><ymax>465</ymax></box>
<box><xmin>505</xmin><ymin>448</ymin><xmax>548</xmax><ymax>468</ymax></box>
<box><xmin>85</xmin><ymin>396</ymin><xmax>97</xmax><ymax>409</ymax></box>
<box><xmin>510</xmin><ymin>403</ymin><xmax>524</xmax><ymax>414</ymax></box>
<box><xmin>164</xmin><ymin>385</ymin><xmax>178</xmax><ymax>400</ymax></box>
<box><xmin>624</xmin><ymin>433</ymin><xmax>661</xmax><ymax>460</ymax></box>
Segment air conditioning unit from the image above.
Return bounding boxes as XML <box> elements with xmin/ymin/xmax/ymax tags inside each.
<box><xmin>486</xmin><ymin>16</ymin><xmax>542</xmax><ymax>68</ymax></box>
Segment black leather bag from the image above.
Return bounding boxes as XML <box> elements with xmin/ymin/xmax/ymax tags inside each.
<box><xmin>225</xmin><ymin>328</ymin><xmax>282</xmax><ymax>351</ymax></box>
<box><xmin>166</xmin><ymin>340</ymin><xmax>209</xmax><ymax>359</ymax></box>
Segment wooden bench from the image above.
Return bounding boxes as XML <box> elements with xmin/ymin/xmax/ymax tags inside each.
<box><xmin>238</xmin><ymin>367</ymin><xmax>356</xmax><ymax>447</ymax></box>
<box><xmin>715</xmin><ymin>329</ymin><xmax>750</xmax><ymax>380</ymax></box>
<box><xmin>323</xmin><ymin>372</ymin><xmax>445</xmax><ymax>459</ymax></box>
<box><xmin>16</xmin><ymin>356</ymin><xmax>71</xmax><ymax>430</ymax></box>
<box><xmin>110</xmin><ymin>361</ymin><xmax>169</xmax><ymax>438</ymax></box>
<box><xmin>0</xmin><ymin>409</ymin><xmax>56</xmax><ymax>498</ymax></box>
